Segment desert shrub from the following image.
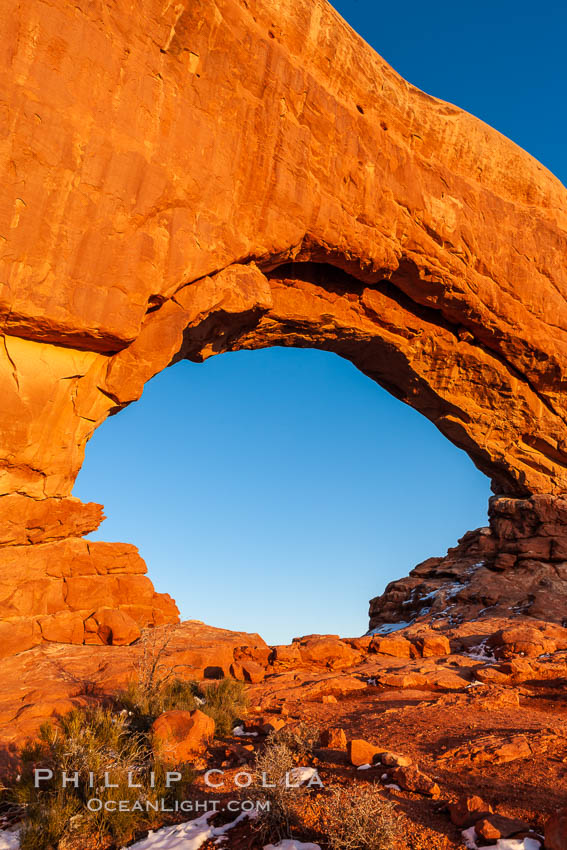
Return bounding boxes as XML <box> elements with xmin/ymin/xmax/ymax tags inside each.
<box><xmin>198</xmin><ymin>679</ymin><xmax>248</xmax><ymax>736</ymax></box>
<box><xmin>121</xmin><ymin>676</ymin><xmax>201</xmax><ymax>729</ymax></box>
<box><xmin>249</xmin><ymin>738</ymin><xmax>304</xmax><ymax>844</ymax></box>
<box><xmin>117</xmin><ymin>628</ymin><xmax>247</xmax><ymax>736</ymax></box>
<box><xmin>268</xmin><ymin>722</ymin><xmax>321</xmax><ymax>759</ymax></box>
<box><xmin>121</xmin><ymin>675</ymin><xmax>247</xmax><ymax>737</ymax></box>
<box><xmin>320</xmin><ymin>783</ymin><xmax>396</xmax><ymax>850</ymax></box>
<box><xmin>9</xmin><ymin>705</ymin><xmax>194</xmax><ymax>850</ymax></box>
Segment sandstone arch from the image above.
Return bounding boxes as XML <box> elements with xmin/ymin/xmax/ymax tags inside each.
<box><xmin>2</xmin><ymin>0</ymin><xmax>567</xmax><ymax>651</ymax></box>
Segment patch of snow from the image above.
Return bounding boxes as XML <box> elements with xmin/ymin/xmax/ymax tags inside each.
<box><xmin>465</xmin><ymin>640</ymin><xmax>494</xmax><ymax>662</ymax></box>
<box><xmin>263</xmin><ymin>842</ymin><xmax>321</xmax><ymax>850</ymax></box>
<box><xmin>444</xmin><ymin>584</ymin><xmax>463</xmax><ymax>600</ymax></box>
<box><xmin>366</xmin><ymin>677</ymin><xmax>377</xmax><ymax>686</ymax></box>
<box><xmin>460</xmin><ymin>828</ymin><xmax>541</xmax><ymax>850</ymax></box>
<box><xmin>288</xmin><ymin>767</ymin><xmax>317</xmax><ymax>785</ymax></box>
<box><xmin>127</xmin><ymin>811</ymin><xmax>249</xmax><ymax>850</ymax></box>
<box><xmin>366</xmin><ymin>621</ymin><xmax>413</xmax><ymax>636</ymax></box>
<box><xmin>384</xmin><ymin>784</ymin><xmax>401</xmax><ymax>791</ymax></box>
<box><xmin>461</xmin><ymin>828</ymin><xmax>478</xmax><ymax>849</ymax></box>
<box><xmin>0</xmin><ymin>831</ymin><xmax>19</xmax><ymax>850</ymax></box>
<box><xmin>418</xmin><ymin>588</ymin><xmax>442</xmax><ymax>603</ymax></box>
<box><xmin>233</xmin><ymin>726</ymin><xmax>258</xmax><ymax>737</ymax></box>
<box><xmin>357</xmin><ymin>764</ymin><xmax>372</xmax><ymax>770</ymax></box>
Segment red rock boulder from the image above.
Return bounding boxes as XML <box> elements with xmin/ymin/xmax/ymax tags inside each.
<box><xmin>546</xmin><ymin>809</ymin><xmax>567</xmax><ymax>850</ymax></box>
<box><xmin>151</xmin><ymin>709</ymin><xmax>215</xmax><ymax>764</ymax></box>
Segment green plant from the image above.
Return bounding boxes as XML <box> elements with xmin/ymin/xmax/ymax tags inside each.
<box><xmin>121</xmin><ymin>675</ymin><xmax>247</xmax><ymax>738</ymax></box>
<box><xmin>8</xmin><ymin>705</ymin><xmax>194</xmax><ymax>850</ymax></box>
<box><xmin>198</xmin><ymin>679</ymin><xmax>248</xmax><ymax>736</ymax></box>
<box><xmin>320</xmin><ymin>784</ymin><xmax>396</xmax><ymax>850</ymax></box>
<box><xmin>121</xmin><ymin>676</ymin><xmax>201</xmax><ymax>729</ymax></box>
<box><xmin>117</xmin><ymin>628</ymin><xmax>247</xmax><ymax>737</ymax></box>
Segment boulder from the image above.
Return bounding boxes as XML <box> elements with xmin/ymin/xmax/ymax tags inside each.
<box><xmin>370</xmin><ymin>635</ymin><xmax>413</xmax><ymax>658</ymax></box>
<box><xmin>546</xmin><ymin>809</ymin><xmax>567</xmax><ymax>850</ymax></box>
<box><xmin>89</xmin><ymin>608</ymin><xmax>141</xmax><ymax>646</ymax></box>
<box><xmin>379</xmin><ymin>672</ymin><xmax>428</xmax><ymax>689</ymax></box>
<box><xmin>254</xmin><ymin>716</ymin><xmax>286</xmax><ymax>735</ymax></box>
<box><xmin>391</xmin><ymin>765</ymin><xmax>440</xmax><ymax>797</ymax></box>
<box><xmin>474</xmin><ymin>814</ymin><xmax>531</xmax><ymax>841</ymax></box>
<box><xmin>414</xmin><ymin>633</ymin><xmax>451</xmax><ymax>657</ymax></box>
<box><xmin>431</xmin><ymin>672</ymin><xmax>470</xmax><ymax>692</ymax></box>
<box><xmin>448</xmin><ymin>795</ymin><xmax>493</xmax><ymax>828</ymax></box>
<box><xmin>271</xmin><ymin>644</ymin><xmax>302</xmax><ymax>664</ymax></box>
<box><xmin>488</xmin><ymin>626</ymin><xmax>556</xmax><ymax>659</ymax></box>
<box><xmin>320</xmin><ymin>728</ymin><xmax>347</xmax><ymax>750</ymax></box>
<box><xmin>230</xmin><ymin>659</ymin><xmax>265</xmax><ymax>683</ymax></box>
<box><xmin>298</xmin><ymin>638</ymin><xmax>356</xmax><ymax>667</ymax></box>
<box><xmin>151</xmin><ymin>709</ymin><xmax>215</xmax><ymax>764</ymax></box>
<box><xmin>347</xmin><ymin>739</ymin><xmax>382</xmax><ymax>767</ymax></box>
<box><xmin>379</xmin><ymin>751</ymin><xmax>412</xmax><ymax>768</ymax></box>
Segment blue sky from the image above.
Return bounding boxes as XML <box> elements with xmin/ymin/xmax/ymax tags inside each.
<box><xmin>74</xmin><ymin>1</ymin><xmax>566</xmax><ymax>644</ymax></box>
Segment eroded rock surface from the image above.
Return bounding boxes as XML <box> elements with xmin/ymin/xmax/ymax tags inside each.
<box><xmin>369</xmin><ymin>494</ymin><xmax>567</xmax><ymax>633</ymax></box>
<box><xmin>1</xmin><ymin>0</ymin><xmax>567</xmax><ymax>504</ymax></box>
<box><xmin>2</xmin><ymin>0</ymin><xmax>567</xmax><ymax>658</ymax></box>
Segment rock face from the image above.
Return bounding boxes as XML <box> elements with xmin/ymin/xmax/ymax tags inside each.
<box><xmin>1</xmin><ymin>0</ymin><xmax>567</xmax><ymax>502</ymax></box>
<box><xmin>0</xmin><ymin>533</ymin><xmax>179</xmax><ymax>657</ymax></box>
<box><xmin>369</xmin><ymin>495</ymin><xmax>567</xmax><ymax>632</ymax></box>
<box><xmin>151</xmin><ymin>709</ymin><xmax>215</xmax><ymax>763</ymax></box>
<box><xmin>2</xmin><ymin>0</ymin><xmax>567</xmax><ymax>643</ymax></box>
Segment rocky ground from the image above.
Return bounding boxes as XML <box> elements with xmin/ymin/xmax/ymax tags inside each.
<box><xmin>1</xmin><ymin>616</ymin><xmax>566</xmax><ymax>848</ymax></box>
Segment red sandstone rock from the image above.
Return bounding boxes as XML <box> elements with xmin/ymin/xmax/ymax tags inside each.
<box><xmin>231</xmin><ymin>659</ymin><xmax>266</xmax><ymax>684</ymax></box>
<box><xmin>151</xmin><ymin>709</ymin><xmax>215</xmax><ymax>764</ymax></box>
<box><xmin>379</xmin><ymin>671</ymin><xmax>428</xmax><ymax>689</ymax></box>
<box><xmin>1</xmin><ymin>0</ymin><xmax>567</xmax><ymax>508</ymax></box>
<box><xmin>321</xmin><ymin>728</ymin><xmax>347</xmax><ymax>750</ymax></box>
<box><xmin>448</xmin><ymin>795</ymin><xmax>493</xmax><ymax>828</ymax></box>
<box><xmin>297</xmin><ymin>637</ymin><xmax>356</xmax><ymax>667</ymax></box>
<box><xmin>546</xmin><ymin>809</ymin><xmax>567</xmax><ymax>850</ymax></box>
<box><xmin>370</xmin><ymin>635</ymin><xmax>413</xmax><ymax>658</ymax></box>
<box><xmin>391</xmin><ymin>765</ymin><xmax>440</xmax><ymax>797</ymax></box>
<box><xmin>474</xmin><ymin>814</ymin><xmax>531</xmax><ymax>841</ymax></box>
<box><xmin>38</xmin><ymin>611</ymin><xmax>85</xmax><ymax>645</ymax></box>
<box><xmin>90</xmin><ymin>608</ymin><xmax>141</xmax><ymax>646</ymax></box>
<box><xmin>271</xmin><ymin>644</ymin><xmax>302</xmax><ymax>665</ymax></box>
<box><xmin>488</xmin><ymin>626</ymin><xmax>556</xmax><ymax>659</ymax></box>
<box><xmin>0</xmin><ymin>495</ymin><xmax>103</xmax><ymax>546</ymax></box>
<box><xmin>438</xmin><ymin>734</ymin><xmax>533</xmax><ymax>767</ymax></box>
<box><xmin>0</xmin><ymin>617</ymin><xmax>41</xmax><ymax>658</ymax></box>
<box><xmin>414</xmin><ymin>633</ymin><xmax>451</xmax><ymax>657</ymax></box>
<box><xmin>379</xmin><ymin>751</ymin><xmax>412</xmax><ymax>768</ymax></box>
<box><xmin>2</xmin><ymin>0</ymin><xmax>567</xmax><ymax>673</ymax></box>
<box><xmin>347</xmin><ymin>739</ymin><xmax>382</xmax><ymax>767</ymax></box>
<box><xmin>369</xmin><ymin>498</ymin><xmax>567</xmax><ymax>634</ymax></box>
<box><xmin>254</xmin><ymin>717</ymin><xmax>286</xmax><ymax>735</ymax></box>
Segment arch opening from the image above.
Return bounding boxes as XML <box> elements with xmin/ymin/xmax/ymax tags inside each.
<box><xmin>73</xmin><ymin>346</ymin><xmax>491</xmax><ymax>644</ymax></box>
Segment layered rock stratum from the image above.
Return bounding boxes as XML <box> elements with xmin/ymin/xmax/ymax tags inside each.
<box><xmin>2</xmin><ymin>0</ymin><xmax>567</xmax><ymax>657</ymax></box>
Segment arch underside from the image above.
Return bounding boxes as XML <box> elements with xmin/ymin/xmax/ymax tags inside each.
<box><xmin>3</xmin><ymin>253</ymin><xmax>561</xmax><ymax>502</ymax></box>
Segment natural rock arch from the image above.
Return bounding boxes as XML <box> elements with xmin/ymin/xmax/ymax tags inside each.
<box><xmin>2</xmin><ymin>0</ymin><xmax>567</xmax><ymax>501</ymax></box>
<box><xmin>1</xmin><ymin>0</ymin><xmax>567</xmax><ymax>653</ymax></box>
